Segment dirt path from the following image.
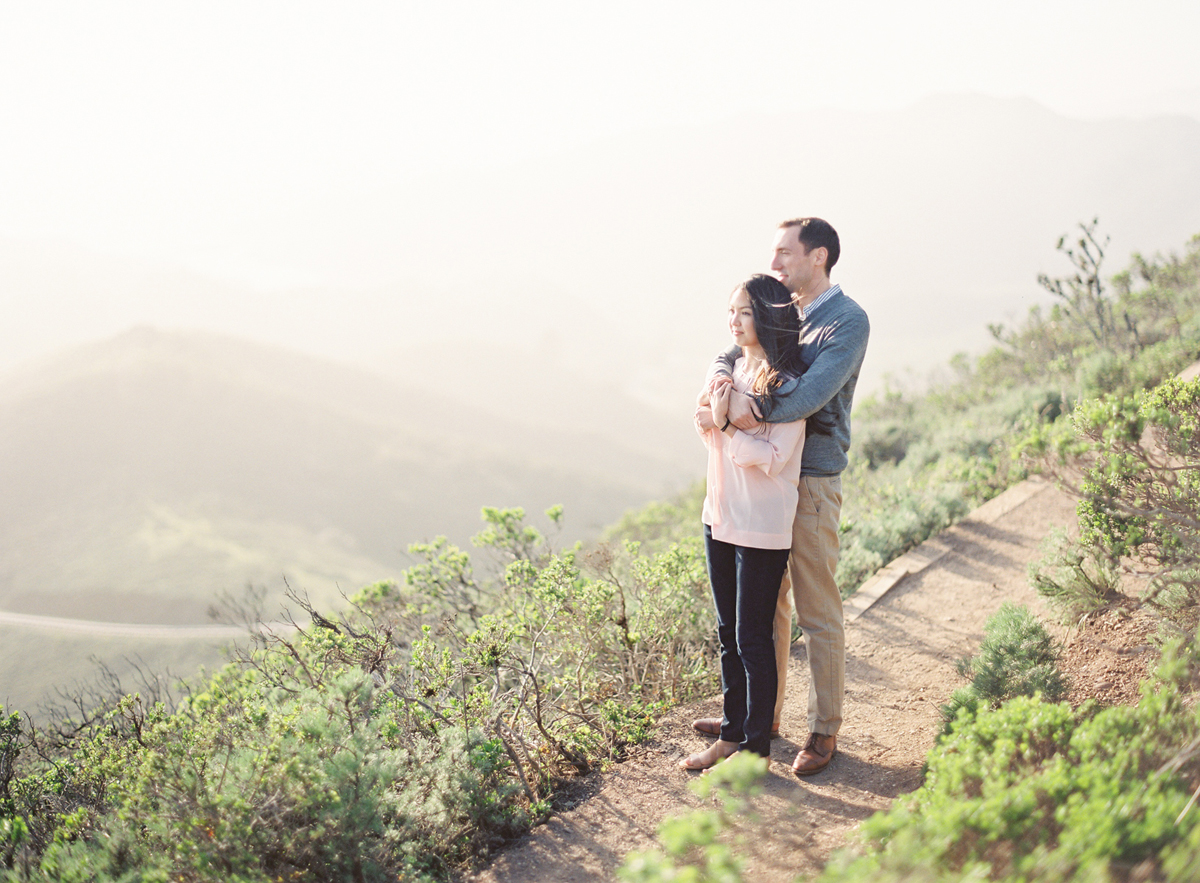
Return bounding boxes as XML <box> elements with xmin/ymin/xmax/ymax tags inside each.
<box><xmin>463</xmin><ymin>476</ymin><xmax>1077</xmax><ymax>882</ymax></box>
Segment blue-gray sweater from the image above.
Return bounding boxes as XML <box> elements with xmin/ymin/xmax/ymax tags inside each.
<box><xmin>711</xmin><ymin>289</ymin><xmax>869</xmax><ymax>477</ymax></box>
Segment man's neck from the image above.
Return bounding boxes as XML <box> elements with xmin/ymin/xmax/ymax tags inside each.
<box><xmin>793</xmin><ymin>276</ymin><xmax>834</xmax><ymax>312</ymax></box>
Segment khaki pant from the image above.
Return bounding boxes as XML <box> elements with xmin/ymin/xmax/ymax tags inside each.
<box><xmin>771</xmin><ymin>475</ymin><xmax>844</xmax><ymax>736</ymax></box>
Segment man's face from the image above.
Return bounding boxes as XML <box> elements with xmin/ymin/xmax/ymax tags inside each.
<box><xmin>770</xmin><ymin>225</ymin><xmax>821</xmax><ymax>296</ymax></box>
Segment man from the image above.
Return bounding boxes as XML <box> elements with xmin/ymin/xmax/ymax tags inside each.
<box><xmin>693</xmin><ymin>217</ymin><xmax>869</xmax><ymax>775</ymax></box>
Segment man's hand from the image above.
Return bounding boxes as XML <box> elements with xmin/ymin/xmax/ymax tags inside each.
<box><xmin>694</xmin><ymin>404</ymin><xmax>717</xmax><ymax>432</ymax></box>
<box><xmin>711</xmin><ymin>384</ymin><xmax>731</xmax><ymax>429</ymax></box>
<box><xmin>728</xmin><ymin>391</ymin><xmax>762</xmax><ymax>431</ymax></box>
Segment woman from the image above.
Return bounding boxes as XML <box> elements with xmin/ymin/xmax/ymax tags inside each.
<box><xmin>683</xmin><ymin>273</ymin><xmax>806</xmax><ymax>770</ymax></box>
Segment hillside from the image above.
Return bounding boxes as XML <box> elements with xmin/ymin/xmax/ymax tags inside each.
<box><xmin>0</xmin><ymin>328</ymin><xmax>698</xmax><ymax>626</ymax></box>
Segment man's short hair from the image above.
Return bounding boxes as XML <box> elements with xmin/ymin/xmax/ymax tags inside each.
<box><xmin>779</xmin><ymin>217</ymin><xmax>840</xmax><ymax>272</ymax></box>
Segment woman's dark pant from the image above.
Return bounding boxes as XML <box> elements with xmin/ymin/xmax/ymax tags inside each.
<box><xmin>704</xmin><ymin>526</ymin><xmax>788</xmax><ymax>758</ymax></box>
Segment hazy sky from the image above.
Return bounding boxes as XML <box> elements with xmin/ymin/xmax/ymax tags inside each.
<box><xmin>2</xmin><ymin>1</ymin><xmax>1198</xmax><ymax>290</ymax></box>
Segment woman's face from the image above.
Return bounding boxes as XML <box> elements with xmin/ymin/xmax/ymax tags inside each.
<box><xmin>728</xmin><ymin>287</ymin><xmax>758</xmax><ymax>349</ymax></box>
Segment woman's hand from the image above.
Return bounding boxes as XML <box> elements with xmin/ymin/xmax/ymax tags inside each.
<box><xmin>707</xmin><ymin>374</ymin><xmax>733</xmax><ymax>398</ymax></box>
<box><xmin>694</xmin><ymin>404</ymin><xmax>717</xmax><ymax>433</ymax></box>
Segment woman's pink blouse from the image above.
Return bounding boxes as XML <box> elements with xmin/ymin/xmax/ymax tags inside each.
<box><xmin>698</xmin><ymin>362</ymin><xmax>806</xmax><ymax>550</ymax></box>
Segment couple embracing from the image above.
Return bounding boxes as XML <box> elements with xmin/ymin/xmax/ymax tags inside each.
<box><xmin>687</xmin><ymin>218</ymin><xmax>869</xmax><ymax>777</ymax></box>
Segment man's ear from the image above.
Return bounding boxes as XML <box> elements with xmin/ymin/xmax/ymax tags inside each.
<box><xmin>813</xmin><ymin>246</ymin><xmax>828</xmax><ymax>269</ymax></box>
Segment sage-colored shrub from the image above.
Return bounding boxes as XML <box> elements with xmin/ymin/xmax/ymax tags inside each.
<box><xmin>940</xmin><ymin>602</ymin><xmax>1067</xmax><ymax>735</ymax></box>
<box><xmin>823</xmin><ymin>644</ymin><xmax>1200</xmax><ymax>883</ymax></box>
<box><xmin>1</xmin><ymin>505</ymin><xmax>718</xmax><ymax>881</ymax></box>
<box><xmin>1028</xmin><ymin>527</ymin><xmax>1122</xmax><ymax>623</ymax></box>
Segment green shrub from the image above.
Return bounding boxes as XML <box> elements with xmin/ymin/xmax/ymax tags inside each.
<box><xmin>1028</xmin><ymin>527</ymin><xmax>1122</xmax><ymax>623</ymax></box>
<box><xmin>822</xmin><ymin>642</ymin><xmax>1200</xmax><ymax>883</ymax></box>
<box><xmin>940</xmin><ymin>603</ymin><xmax>1067</xmax><ymax>735</ymax></box>
<box><xmin>1028</xmin><ymin>376</ymin><xmax>1200</xmax><ymax>636</ymax></box>
<box><xmin>602</xmin><ymin>484</ymin><xmax>705</xmax><ymax>556</ymax></box>
<box><xmin>837</xmin><ymin>485</ymin><xmax>972</xmax><ymax>596</ymax></box>
<box><xmin>0</xmin><ymin>710</ymin><xmax>17</xmax><ymax>814</ymax></box>
<box><xmin>2</xmin><ymin>506</ymin><xmax>719</xmax><ymax>881</ymax></box>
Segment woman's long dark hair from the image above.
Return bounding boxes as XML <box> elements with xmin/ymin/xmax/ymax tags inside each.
<box><xmin>739</xmin><ymin>274</ymin><xmax>804</xmax><ymax>395</ymax></box>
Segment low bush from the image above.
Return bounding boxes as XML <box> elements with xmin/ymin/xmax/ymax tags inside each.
<box><xmin>6</xmin><ymin>678</ymin><xmax>527</xmax><ymax>883</ymax></box>
<box><xmin>1</xmin><ymin>506</ymin><xmax>718</xmax><ymax>881</ymax></box>
<box><xmin>1027</xmin><ymin>375</ymin><xmax>1200</xmax><ymax>637</ymax></box>
<box><xmin>1028</xmin><ymin>527</ymin><xmax>1123</xmax><ymax>623</ymax></box>
<box><xmin>823</xmin><ymin>642</ymin><xmax>1200</xmax><ymax>882</ymax></box>
<box><xmin>836</xmin><ymin>484</ymin><xmax>972</xmax><ymax>596</ymax></box>
<box><xmin>602</xmin><ymin>483</ymin><xmax>705</xmax><ymax>556</ymax></box>
<box><xmin>939</xmin><ymin>602</ymin><xmax>1068</xmax><ymax>734</ymax></box>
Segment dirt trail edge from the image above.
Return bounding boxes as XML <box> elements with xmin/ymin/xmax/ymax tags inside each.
<box><xmin>464</xmin><ymin>476</ymin><xmax>1076</xmax><ymax>882</ymax></box>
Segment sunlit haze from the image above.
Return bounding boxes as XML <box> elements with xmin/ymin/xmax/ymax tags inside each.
<box><xmin>3</xmin><ymin>2</ymin><xmax>1200</xmax><ymax>413</ymax></box>
<box><xmin>3</xmin><ymin>1</ymin><xmax>1198</xmax><ymax>292</ymax></box>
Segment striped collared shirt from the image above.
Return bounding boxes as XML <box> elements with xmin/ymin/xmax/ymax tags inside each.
<box><xmin>797</xmin><ymin>283</ymin><xmax>842</xmax><ymax>321</ymax></box>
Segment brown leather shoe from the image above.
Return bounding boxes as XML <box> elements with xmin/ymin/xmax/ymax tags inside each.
<box><xmin>692</xmin><ymin>717</ymin><xmax>781</xmax><ymax>739</ymax></box>
<box><xmin>792</xmin><ymin>733</ymin><xmax>836</xmax><ymax>776</ymax></box>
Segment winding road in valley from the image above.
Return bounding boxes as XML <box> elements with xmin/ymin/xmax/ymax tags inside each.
<box><xmin>0</xmin><ymin>609</ymin><xmax>284</xmax><ymax>638</ymax></box>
